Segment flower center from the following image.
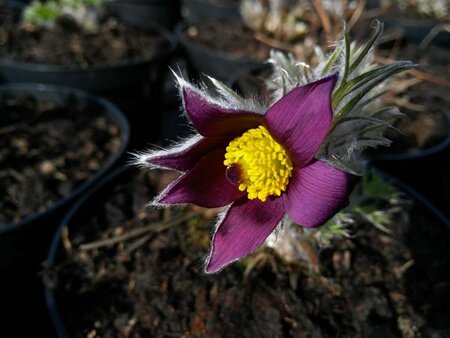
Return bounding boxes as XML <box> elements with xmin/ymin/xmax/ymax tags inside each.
<box><xmin>224</xmin><ymin>125</ymin><xmax>293</xmax><ymax>202</ymax></box>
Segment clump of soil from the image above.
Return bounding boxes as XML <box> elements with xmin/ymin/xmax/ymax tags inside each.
<box><xmin>48</xmin><ymin>169</ymin><xmax>450</xmax><ymax>337</ymax></box>
<box><xmin>0</xmin><ymin>95</ymin><xmax>123</xmax><ymax>226</ymax></box>
<box><xmin>184</xmin><ymin>21</ymin><xmax>272</xmax><ymax>61</ymax></box>
<box><xmin>0</xmin><ymin>3</ymin><xmax>169</xmax><ymax>68</ymax></box>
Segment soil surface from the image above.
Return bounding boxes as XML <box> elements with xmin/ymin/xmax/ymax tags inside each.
<box><xmin>0</xmin><ymin>95</ymin><xmax>123</xmax><ymax>226</ymax></box>
<box><xmin>184</xmin><ymin>21</ymin><xmax>272</xmax><ymax>61</ymax></box>
<box><xmin>48</xmin><ymin>169</ymin><xmax>450</xmax><ymax>337</ymax></box>
<box><xmin>0</xmin><ymin>3</ymin><xmax>169</xmax><ymax>68</ymax></box>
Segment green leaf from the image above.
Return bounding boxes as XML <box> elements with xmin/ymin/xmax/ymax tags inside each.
<box><xmin>336</xmin><ymin>115</ymin><xmax>387</xmax><ymax>126</ymax></box>
<box><xmin>362</xmin><ymin>174</ymin><xmax>397</xmax><ymax>199</ymax></box>
<box><xmin>348</xmin><ymin>21</ymin><xmax>383</xmax><ymax>75</ymax></box>
<box><xmin>351</xmin><ymin>90</ymin><xmax>388</xmax><ymax>112</ymax></box>
<box><xmin>334</xmin><ymin>61</ymin><xmax>415</xmax><ymax>117</ymax></box>
<box><xmin>333</xmin><ymin>61</ymin><xmax>414</xmax><ymax>109</ymax></box>
<box><xmin>321</xmin><ymin>45</ymin><xmax>342</xmax><ymax>76</ymax></box>
<box><xmin>342</xmin><ymin>26</ymin><xmax>351</xmax><ymax>83</ymax></box>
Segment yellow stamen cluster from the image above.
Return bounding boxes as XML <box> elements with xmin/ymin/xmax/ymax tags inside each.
<box><xmin>224</xmin><ymin>125</ymin><xmax>293</xmax><ymax>202</ymax></box>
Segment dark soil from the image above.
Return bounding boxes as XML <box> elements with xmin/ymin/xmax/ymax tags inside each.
<box><xmin>0</xmin><ymin>95</ymin><xmax>123</xmax><ymax>226</ymax></box>
<box><xmin>48</xmin><ymin>169</ymin><xmax>450</xmax><ymax>337</ymax></box>
<box><xmin>184</xmin><ymin>21</ymin><xmax>272</xmax><ymax>61</ymax></box>
<box><xmin>0</xmin><ymin>3</ymin><xmax>169</xmax><ymax>68</ymax></box>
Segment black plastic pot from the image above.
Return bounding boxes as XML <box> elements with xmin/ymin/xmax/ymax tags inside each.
<box><xmin>0</xmin><ymin>83</ymin><xmax>130</xmax><ymax>336</ymax></box>
<box><xmin>0</xmin><ymin>0</ymin><xmax>25</xmax><ymax>9</ymax></box>
<box><xmin>364</xmin><ymin>0</ymin><xmax>450</xmax><ymax>46</ymax></box>
<box><xmin>382</xmin><ymin>14</ymin><xmax>450</xmax><ymax>46</ymax></box>
<box><xmin>0</xmin><ymin>83</ymin><xmax>130</xmax><ymax>268</ymax></box>
<box><xmin>369</xmin><ymin>110</ymin><xmax>450</xmax><ymax>224</ymax></box>
<box><xmin>0</xmin><ymin>47</ymin><xmax>176</xmax><ymax>92</ymax></box>
<box><xmin>375</xmin><ymin>167</ymin><xmax>450</xmax><ymax>229</ymax></box>
<box><xmin>0</xmin><ymin>27</ymin><xmax>176</xmax><ymax>145</ymax></box>
<box><xmin>176</xmin><ymin>21</ymin><xmax>265</xmax><ymax>82</ymax></box>
<box><xmin>108</xmin><ymin>0</ymin><xmax>181</xmax><ymax>30</ymax></box>
<box><xmin>181</xmin><ymin>0</ymin><xmax>241</xmax><ymax>23</ymax></box>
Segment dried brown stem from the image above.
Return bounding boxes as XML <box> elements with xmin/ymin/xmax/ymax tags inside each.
<box><xmin>311</xmin><ymin>0</ymin><xmax>332</xmax><ymax>41</ymax></box>
<box><xmin>253</xmin><ymin>32</ymin><xmax>296</xmax><ymax>53</ymax></box>
<box><xmin>347</xmin><ymin>0</ymin><xmax>365</xmax><ymax>31</ymax></box>
<box><xmin>80</xmin><ymin>211</ymin><xmax>197</xmax><ymax>251</ymax></box>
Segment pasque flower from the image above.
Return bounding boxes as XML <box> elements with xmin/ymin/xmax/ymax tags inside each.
<box><xmin>140</xmin><ymin>74</ymin><xmax>356</xmax><ymax>273</ymax></box>
<box><xmin>138</xmin><ymin>22</ymin><xmax>413</xmax><ymax>273</ymax></box>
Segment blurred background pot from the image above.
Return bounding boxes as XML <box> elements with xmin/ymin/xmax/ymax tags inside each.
<box><xmin>181</xmin><ymin>0</ymin><xmax>241</xmax><ymax>23</ymax></box>
<box><xmin>364</xmin><ymin>0</ymin><xmax>450</xmax><ymax>46</ymax></box>
<box><xmin>0</xmin><ymin>83</ymin><xmax>129</xmax><ymax>336</ymax></box>
<box><xmin>369</xmin><ymin>110</ymin><xmax>450</xmax><ymax>225</ymax></box>
<box><xmin>175</xmin><ymin>21</ymin><xmax>269</xmax><ymax>82</ymax></box>
<box><xmin>0</xmin><ymin>83</ymin><xmax>130</xmax><ymax>268</ymax></box>
<box><xmin>108</xmin><ymin>0</ymin><xmax>181</xmax><ymax>30</ymax></box>
<box><xmin>0</xmin><ymin>3</ymin><xmax>177</xmax><ymax>145</ymax></box>
<box><xmin>382</xmin><ymin>15</ymin><xmax>450</xmax><ymax>46</ymax></box>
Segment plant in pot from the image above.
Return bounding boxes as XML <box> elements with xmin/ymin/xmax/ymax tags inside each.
<box><xmin>0</xmin><ymin>83</ymin><xmax>129</xmax><ymax>336</ymax></box>
<box><xmin>0</xmin><ymin>0</ymin><xmax>176</xmax><ymax>145</ymax></box>
<box><xmin>375</xmin><ymin>0</ymin><xmax>449</xmax><ymax>46</ymax></box>
<box><xmin>43</xmin><ymin>24</ymin><xmax>450</xmax><ymax>337</ymax></box>
<box><xmin>176</xmin><ymin>0</ymin><xmax>365</xmax><ymax>82</ymax></box>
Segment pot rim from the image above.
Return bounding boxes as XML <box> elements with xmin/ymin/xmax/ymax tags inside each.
<box><xmin>175</xmin><ymin>20</ymin><xmax>267</xmax><ymax>65</ymax></box>
<box><xmin>368</xmin><ymin>110</ymin><xmax>450</xmax><ymax>161</ymax></box>
<box><xmin>182</xmin><ymin>0</ymin><xmax>239</xmax><ymax>10</ymax></box>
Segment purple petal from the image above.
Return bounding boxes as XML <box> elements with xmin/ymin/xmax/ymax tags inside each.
<box><xmin>264</xmin><ymin>75</ymin><xmax>337</xmax><ymax>168</ymax></box>
<box><xmin>146</xmin><ymin>135</ymin><xmax>229</xmax><ymax>172</ymax></box>
<box><xmin>283</xmin><ymin>159</ymin><xmax>357</xmax><ymax>228</ymax></box>
<box><xmin>156</xmin><ymin>149</ymin><xmax>244</xmax><ymax>208</ymax></box>
<box><xmin>206</xmin><ymin>197</ymin><xmax>285</xmax><ymax>273</ymax></box>
<box><xmin>182</xmin><ymin>87</ymin><xmax>263</xmax><ymax>137</ymax></box>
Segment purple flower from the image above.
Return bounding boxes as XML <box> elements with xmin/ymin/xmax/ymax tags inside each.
<box><xmin>143</xmin><ymin>74</ymin><xmax>356</xmax><ymax>273</ymax></box>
